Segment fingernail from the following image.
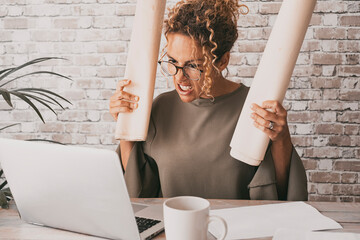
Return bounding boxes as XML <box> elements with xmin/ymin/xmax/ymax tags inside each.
<box><xmin>135</xmin><ymin>96</ymin><xmax>139</xmax><ymax>101</ymax></box>
<box><xmin>134</xmin><ymin>103</ymin><xmax>138</xmax><ymax>109</ymax></box>
<box><xmin>250</xmin><ymin>113</ymin><xmax>254</xmax><ymax>118</ymax></box>
<box><xmin>250</xmin><ymin>104</ymin><xmax>254</xmax><ymax>109</ymax></box>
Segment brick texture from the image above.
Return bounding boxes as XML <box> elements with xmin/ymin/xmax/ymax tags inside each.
<box><xmin>0</xmin><ymin>0</ymin><xmax>359</xmax><ymax>202</ymax></box>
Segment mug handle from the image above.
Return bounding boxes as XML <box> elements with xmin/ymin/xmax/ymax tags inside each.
<box><xmin>207</xmin><ymin>215</ymin><xmax>228</xmax><ymax>240</ymax></box>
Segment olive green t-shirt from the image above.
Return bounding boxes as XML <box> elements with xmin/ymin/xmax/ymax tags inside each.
<box><xmin>121</xmin><ymin>85</ymin><xmax>308</xmax><ymax>200</ymax></box>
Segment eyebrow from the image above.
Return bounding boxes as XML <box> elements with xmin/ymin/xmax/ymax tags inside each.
<box><xmin>166</xmin><ymin>54</ymin><xmax>203</xmax><ymax>65</ymax></box>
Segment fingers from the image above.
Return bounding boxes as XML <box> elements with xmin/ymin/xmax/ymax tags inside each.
<box><xmin>111</xmin><ymin>100</ymin><xmax>138</xmax><ymax>109</ymax></box>
<box><xmin>116</xmin><ymin>79</ymin><xmax>131</xmax><ymax>92</ymax></box>
<box><xmin>110</xmin><ymin>106</ymin><xmax>137</xmax><ymax>120</ymax></box>
<box><xmin>261</xmin><ymin>100</ymin><xmax>287</xmax><ymax>117</ymax></box>
<box><xmin>252</xmin><ymin>120</ymin><xmax>278</xmax><ymax>139</ymax></box>
<box><xmin>109</xmin><ymin>101</ymin><xmax>138</xmax><ymax>121</ymax></box>
<box><xmin>251</xmin><ymin>112</ymin><xmax>277</xmax><ymax>131</ymax></box>
<box><xmin>251</xmin><ymin>103</ymin><xmax>278</xmax><ymax>123</ymax></box>
<box><xmin>109</xmin><ymin>79</ymin><xmax>140</xmax><ymax>121</ymax></box>
<box><xmin>251</xmin><ymin>101</ymin><xmax>289</xmax><ymax>141</ymax></box>
<box><xmin>110</xmin><ymin>90</ymin><xmax>139</xmax><ymax>104</ymax></box>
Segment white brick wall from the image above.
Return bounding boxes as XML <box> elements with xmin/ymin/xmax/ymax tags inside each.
<box><xmin>0</xmin><ymin>0</ymin><xmax>359</xmax><ymax>202</ymax></box>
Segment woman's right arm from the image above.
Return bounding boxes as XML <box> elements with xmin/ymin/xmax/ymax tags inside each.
<box><xmin>109</xmin><ymin>79</ymin><xmax>139</xmax><ymax>170</ymax></box>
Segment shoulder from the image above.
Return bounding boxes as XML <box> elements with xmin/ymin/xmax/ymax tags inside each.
<box><xmin>153</xmin><ymin>89</ymin><xmax>178</xmax><ymax>103</ymax></box>
<box><xmin>238</xmin><ymin>84</ymin><xmax>249</xmax><ymax>96</ymax></box>
<box><xmin>152</xmin><ymin>90</ymin><xmax>179</xmax><ymax>111</ymax></box>
<box><xmin>222</xmin><ymin>83</ymin><xmax>249</xmax><ymax>106</ymax></box>
<box><xmin>242</xmin><ymin>84</ymin><xmax>250</xmax><ymax>93</ymax></box>
<box><xmin>232</xmin><ymin>84</ymin><xmax>250</xmax><ymax>106</ymax></box>
<box><xmin>144</xmin><ymin>90</ymin><xmax>178</xmax><ymax>147</ymax></box>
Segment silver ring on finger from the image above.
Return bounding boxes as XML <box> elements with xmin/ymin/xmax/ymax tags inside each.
<box><xmin>268</xmin><ymin>121</ymin><xmax>274</xmax><ymax>130</ymax></box>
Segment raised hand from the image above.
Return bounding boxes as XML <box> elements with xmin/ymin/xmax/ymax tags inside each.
<box><xmin>109</xmin><ymin>79</ymin><xmax>139</xmax><ymax>121</ymax></box>
<box><xmin>250</xmin><ymin>100</ymin><xmax>290</xmax><ymax>143</ymax></box>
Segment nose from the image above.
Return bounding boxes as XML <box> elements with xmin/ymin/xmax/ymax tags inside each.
<box><xmin>173</xmin><ymin>68</ymin><xmax>187</xmax><ymax>82</ymax></box>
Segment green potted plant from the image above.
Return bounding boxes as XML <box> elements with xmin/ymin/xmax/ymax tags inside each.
<box><xmin>0</xmin><ymin>57</ymin><xmax>72</xmax><ymax>208</ymax></box>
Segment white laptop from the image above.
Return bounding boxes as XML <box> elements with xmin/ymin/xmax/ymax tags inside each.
<box><xmin>0</xmin><ymin>138</ymin><xmax>164</xmax><ymax>240</ymax></box>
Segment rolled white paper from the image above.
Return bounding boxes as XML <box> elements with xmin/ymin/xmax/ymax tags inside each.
<box><xmin>230</xmin><ymin>0</ymin><xmax>317</xmax><ymax>166</ymax></box>
<box><xmin>115</xmin><ymin>0</ymin><xmax>166</xmax><ymax>141</ymax></box>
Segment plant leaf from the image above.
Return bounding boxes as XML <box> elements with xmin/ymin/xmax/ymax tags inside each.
<box><xmin>26</xmin><ymin>139</ymin><xmax>65</xmax><ymax>145</ymax></box>
<box><xmin>0</xmin><ymin>180</ymin><xmax>7</xmax><ymax>190</ymax></box>
<box><xmin>9</xmin><ymin>92</ymin><xmax>45</xmax><ymax>123</ymax></box>
<box><xmin>15</xmin><ymin>88</ymin><xmax>72</xmax><ymax>105</ymax></box>
<box><xmin>0</xmin><ymin>68</ymin><xmax>14</xmax><ymax>79</ymax></box>
<box><xmin>11</xmin><ymin>91</ymin><xmax>57</xmax><ymax>115</ymax></box>
<box><xmin>0</xmin><ymin>123</ymin><xmax>20</xmax><ymax>131</ymax></box>
<box><xmin>0</xmin><ymin>57</ymin><xmax>67</xmax><ymax>82</ymax></box>
<box><xmin>15</xmin><ymin>91</ymin><xmax>55</xmax><ymax>105</ymax></box>
<box><xmin>16</xmin><ymin>89</ymin><xmax>66</xmax><ymax>110</ymax></box>
<box><xmin>2</xmin><ymin>187</ymin><xmax>12</xmax><ymax>200</ymax></box>
<box><xmin>0</xmin><ymin>88</ymin><xmax>13</xmax><ymax>107</ymax></box>
<box><xmin>0</xmin><ymin>191</ymin><xmax>9</xmax><ymax>209</ymax></box>
<box><xmin>0</xmin><ymin>71</ymin><xmax>72</xmax><ymax>88</ymax></box>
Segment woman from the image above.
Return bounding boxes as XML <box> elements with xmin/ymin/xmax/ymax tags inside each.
<box><xmin>109</xmin><ymin>0</ymin><xmax>307</xmax><ymax>200</ymax></box>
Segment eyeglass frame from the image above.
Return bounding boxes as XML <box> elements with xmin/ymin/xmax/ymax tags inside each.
<box><xmin>157</xmin><ymin>59</ymin><xmax>204</xmax><ymax>81</ymax></box>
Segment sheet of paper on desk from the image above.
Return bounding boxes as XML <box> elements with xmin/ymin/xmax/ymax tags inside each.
<box><xmin>208</xmin><ymin>202</ymin><xmax>342</xmax><ymax>240</ymax></box>
<box><xmin>273</xmin><ymin>228</ymin><xmax>360</xmax><ymax>240</ymax></box>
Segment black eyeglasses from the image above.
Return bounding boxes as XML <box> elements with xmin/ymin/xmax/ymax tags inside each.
<box><xmin>158</xmin><ymin>60</ymin><xmax>203</xmax><ymax>81</ymax></box>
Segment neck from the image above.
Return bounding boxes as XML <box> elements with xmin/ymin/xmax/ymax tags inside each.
<box><xmin>202</xmin><ymin>75</ymin><xmax>240</xmax><ymax>98</ymax></box>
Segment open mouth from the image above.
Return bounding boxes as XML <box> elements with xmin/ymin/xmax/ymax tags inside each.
<box><xmin>177</xmin><ymin>83</ymin><xmax>193</xmax><ymax>95</ymax></box>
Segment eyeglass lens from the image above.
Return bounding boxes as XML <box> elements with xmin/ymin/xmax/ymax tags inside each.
<box><xmin>160</xmin><ymin>62</ymin><xmax>201</xmax><ymax>81</ymax></box>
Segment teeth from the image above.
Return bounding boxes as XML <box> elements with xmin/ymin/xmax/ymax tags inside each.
<box><xmin>179</xmin><ymin>85</ymin><xmax>192</xmax><ymax>91</ymax></box>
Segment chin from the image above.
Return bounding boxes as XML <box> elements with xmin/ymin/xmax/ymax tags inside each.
<box><xmin>176</xmin><ymin>90</ymin><xmax>196</xmax><ymax>103</ymax></box>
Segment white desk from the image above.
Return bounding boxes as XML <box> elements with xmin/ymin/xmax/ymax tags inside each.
<box><xmin>1</xmin><ymin>199</ymin><xmax>360</xmax><ymax>240</ymax></box>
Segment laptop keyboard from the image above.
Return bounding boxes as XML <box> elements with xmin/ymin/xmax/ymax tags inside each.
<box><xmin>136</xmin><ymin>217</ymin><xmax>161</xmax><ymax>233</ymax></box>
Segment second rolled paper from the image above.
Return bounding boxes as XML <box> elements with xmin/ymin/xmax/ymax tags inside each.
<box><xmin>230</xmin><ymin>0</ymin><xmax>317</xmax><ymax>166</ymax></box>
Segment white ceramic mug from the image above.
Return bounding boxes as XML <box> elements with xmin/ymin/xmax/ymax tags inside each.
<box><xmin>163</xmin><ymin>196</ymin><xmax>227</xmax><ymax>240</ymax></box>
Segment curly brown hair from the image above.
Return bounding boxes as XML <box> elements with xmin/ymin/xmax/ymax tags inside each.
<box><xmin>164</xmin><ymin>0</ymin><xmax>248</xmax><ymax>98</ymax></box>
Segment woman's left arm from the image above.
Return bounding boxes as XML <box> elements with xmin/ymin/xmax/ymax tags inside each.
<box><xmin>250</xmin><ymin>100</ymin><xmax>293</xmax><ymax>200</ymax></box>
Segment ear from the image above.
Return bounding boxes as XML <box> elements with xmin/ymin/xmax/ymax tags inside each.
<box><xmin>216</xmin><ymin>51</ymin><xmax>230</xmax><ymax>72</ymax></box>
